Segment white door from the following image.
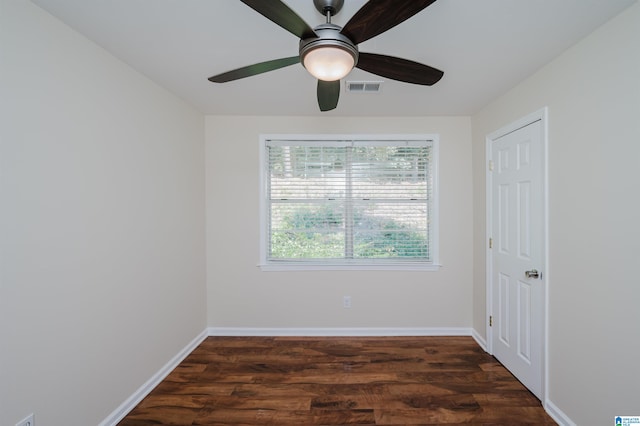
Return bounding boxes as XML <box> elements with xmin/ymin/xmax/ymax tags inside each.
<box><xmin>490</xmin><ymin>117</ymin><xmax>545</xmax><ymax>399</ymax></box>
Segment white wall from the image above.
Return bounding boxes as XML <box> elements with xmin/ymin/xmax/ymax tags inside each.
<box><xmin>206</xmin><ymin>116</ymin><xmax>472</xmax><ymax>331</ymax></box>
<box><xmin>472</xmin><ymin>2</ymin><xmax>640</xmax><ymax>424</ymax></box>
<box><xmin>0</xmin><ymin>1</ymin><xmax>206</xmax><ymax>424</ymax></box>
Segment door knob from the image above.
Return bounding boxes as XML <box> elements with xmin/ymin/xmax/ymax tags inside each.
<box><xmin>525</xmin><ymin>269</ymin><xmax>540</xmax><ymax>279</ymax></box>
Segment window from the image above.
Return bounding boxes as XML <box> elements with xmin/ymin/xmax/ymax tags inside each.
<box><xmin>260</xmin><ymin>134</ymin><xmax>439</xmax><ymax>270</ymax></box>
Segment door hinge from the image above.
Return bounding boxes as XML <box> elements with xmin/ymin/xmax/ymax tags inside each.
<box><xmin>489</xmin><ymin>315</ymin><xmax>493</xmax><ymax>327</ymax></box>
<box><xmin>488</xmin><ymin>160</ymin><xmax>494</xmax><ymax>171</ymax></box>
<box><xmin>489</xmin><ymin>237</ymin><xmax>493</xmax><ymax>249</ymax></box>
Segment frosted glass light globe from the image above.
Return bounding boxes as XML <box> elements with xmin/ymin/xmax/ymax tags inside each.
<box><xmin>303</xmin><ymin>46</ymin><xmax>355</xmax><ymax>81</ymax></box>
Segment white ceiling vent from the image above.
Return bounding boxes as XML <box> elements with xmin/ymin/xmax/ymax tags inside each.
<box><xmin>346</xmin><ymin>81</ymin><xmax>383</xmax><ymax>93</ymax></box>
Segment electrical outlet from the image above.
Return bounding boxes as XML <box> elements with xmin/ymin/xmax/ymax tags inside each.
<box><xmin>16</xmin><ymin>414</ymin><xmax>34</xmax><ymax>426</ymax></box>
<box><xmin>343</xmin><ymin>295</ymin><xmax>352</xmax><ymax>308</ymax></box>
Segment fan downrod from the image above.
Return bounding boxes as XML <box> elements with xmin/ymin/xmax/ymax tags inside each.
<box><xmin>313</xmin><ymin>0</ymin><xmax>344</xmax><ymax>17</ymax></box>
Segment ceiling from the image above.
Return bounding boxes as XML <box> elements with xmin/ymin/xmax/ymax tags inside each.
<box><xmin>31</xmin><ymin>0</ymin><xmax>636</xmax><ymax>116</ymax></box>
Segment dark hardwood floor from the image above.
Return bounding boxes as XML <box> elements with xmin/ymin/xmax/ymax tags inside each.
<box><xmin>119</xmin><ymin>336</ymin><xmax>556</xmax><ymax>425</ymax></box>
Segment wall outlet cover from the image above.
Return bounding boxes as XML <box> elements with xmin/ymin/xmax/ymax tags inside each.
<box><xmin>16</xmin><ymin>413</ymin><xmax>34</xmax><ymax>426</ymax></box>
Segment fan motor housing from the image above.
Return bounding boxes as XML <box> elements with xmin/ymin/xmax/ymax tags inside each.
<box><xmin>299</xmin><ymin>23</ymin><xmax>359</xmax><ymax>67</ymax></box>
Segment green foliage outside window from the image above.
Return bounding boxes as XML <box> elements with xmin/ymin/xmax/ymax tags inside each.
<box><xmin>271</xmin><ymin>205</ymin><xmax>428</xmax><ymax>259</ymax></box>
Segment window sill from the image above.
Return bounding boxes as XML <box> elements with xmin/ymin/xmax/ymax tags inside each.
<box><xmin>258</xmin><ymin>262</ymin><xmax>442</xmax><ymax>272</ymax></box>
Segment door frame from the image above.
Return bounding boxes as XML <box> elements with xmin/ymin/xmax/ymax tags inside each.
<box><xmin>485</xmin><ymin>107</ymin><xmax>549</xmax><ymax>402</ymax></box>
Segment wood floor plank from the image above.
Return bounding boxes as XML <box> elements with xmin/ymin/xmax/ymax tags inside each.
<box><xmin>191</xmin><ymin>408</ymin><xmax>376</xmax><ymax>425</ymax></box>
<box><xmin>118</xmin><ymin>336</ymin><xmax>556</xmax><ymax>425</ymax></box>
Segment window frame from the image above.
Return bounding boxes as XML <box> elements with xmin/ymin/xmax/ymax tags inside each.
<box><xmin>259</xmin><ymin>134</ymin><xmax>440</xmax><ymax>271</ymax></box>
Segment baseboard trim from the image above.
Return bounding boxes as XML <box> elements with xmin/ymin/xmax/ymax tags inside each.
<box><xmin>99</xmin><ymin>328</ymin><xmax>208</xmax><ymax>426</ymax></box>
<box><xmin>544</xmin><ymin>399</ymin><xmax>576</xmax><ymax>426</ymax></box>
<box><xmin>208</xmin><ymin>327</ymin><xmax>473</xmax><ymax>337</ymax></box>
<box><xmin>471</xmin><ymin>328</ymin><xmax>488</xmax><ymax>352</ymax></box>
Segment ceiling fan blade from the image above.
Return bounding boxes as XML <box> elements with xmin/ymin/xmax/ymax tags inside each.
<box><xmin>317</xmin><ymin>80</ymin><xmax>340</xmax><ymax>111</ymax></box>
<box><xmin>356</xmin><ymin>53</ymin><xmax>443</xmax><ymax>86</ymax></box>
<box><xmin>208</xmin><ymin>56</ymin><xmax>300</xmax><ymax>83</ymax></box>
<box><xmin>341</xmin><ymin>0</ymin><xmax>437</xmax><ymax>44</ymax></box>
<box><xmin>240</xmin><ymin>0</ymin><xmax>316</xmax><ymax>39</ymax></box>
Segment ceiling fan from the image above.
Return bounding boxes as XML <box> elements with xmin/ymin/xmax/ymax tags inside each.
<box><xmin>208</xmin><ymin>0</ymin><xmax>444</xmax><ymax>112</ymax></box>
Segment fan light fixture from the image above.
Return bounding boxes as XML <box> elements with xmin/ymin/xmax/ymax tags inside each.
<box><xmin>302</xmin><ymin>46</ymin><xmax>355</xmax><ymax>81</ymax></box>
<box><xmin>299</xmin><ymin>23</ymin><xmax>359</xmax><ymax>82</ymax></box>
<box><xmin>208</xmin><ymin>0</ymin><xmax>444</xmax><ymax>112</ymax></box>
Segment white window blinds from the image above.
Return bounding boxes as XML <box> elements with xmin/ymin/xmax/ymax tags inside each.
<box><xmin>261</xmin><ymin>136</ymin><xmax>439</xmax><ymax>270</ymax></box>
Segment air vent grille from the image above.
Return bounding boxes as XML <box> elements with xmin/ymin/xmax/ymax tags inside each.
<box><xmin>346</xmin><ymin>81</ymin><xmax>383</xmax><ymax>93</ymax></box>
